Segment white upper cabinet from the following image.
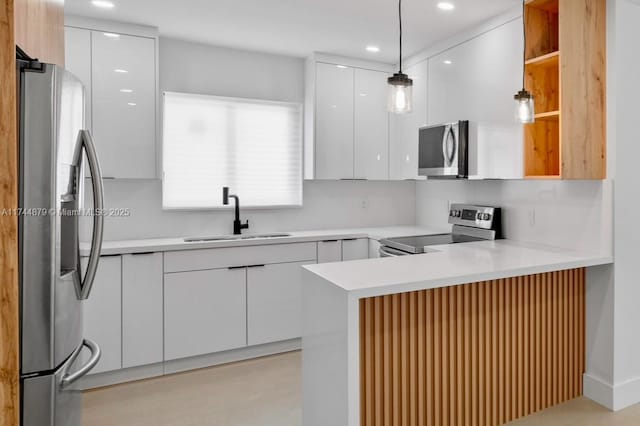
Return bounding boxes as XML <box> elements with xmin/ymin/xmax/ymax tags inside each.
<box><xmin>64</xmin><ymin>27</ymin><xmax>92</xmax><ymax>131</ymax></box>
<box><xmin>91</xmin><ymin>31</ymin><xmax>157</xmax><ymax>179</ymax></box>
<box><xmin>65</xmin><ymin>21</ymin><xmax>158</xmax><ymax>179</ymax></box>
<box><xmin>305</xmin><ymin>55</ymin><xmax>393</xmax><ymax>180</ymax></box>
<box><xmin>354</xmin><ymin>69</ymin><xmax>389</xmax><ymax>180</ymax></box>
<box><xmin>314</xmin><ymin>62</ymin><xmax>355</xmax><ymax>179</ymax></box>
<box><xmin>427</xmin><ymin>19</ymin><xmax>523</xmax><ymax>179</ymax></box>
<box><xmin>389</xmin><ymin>60</ymin><xmax>428</xmax><ymax>180</ymax></box>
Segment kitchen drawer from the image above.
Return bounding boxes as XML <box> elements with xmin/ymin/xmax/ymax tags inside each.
<box><xmin>164</xmin><ymin>242</ymin><xmax>317</xmax><ymax>273</ymax></box>
<box><xmin>342</xmin><ymin>238</ymin><xmax>369</xmax><ymax>261</ymax></box>
<box><xmin>317</xmin><ymin>240</ymin><xmax>342</xmax><ymax>263</ymax></box>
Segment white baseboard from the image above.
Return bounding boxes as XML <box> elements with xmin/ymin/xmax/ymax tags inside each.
<box><xmin>164</xmin><ymin>338</ymin><xmax>301</xmax><ymax>375</ymax></box>
<box><xmin>79</xmin><ymin>339</ymin><xmax>301</xmax><ymax>390</ymax></box>
<box><xmin>583</xmin><ymin>373</ymin><xmax>615</xmax><ymax>409</ymax></box>
<box><xmin>612</xmin><ymin>376</ymin><xmax>640</xmax><ymax>411</ymax></box>
<box><xmin>584</xmin><ymin>373</ymin><xmax>640</xmax><ymax>411</ymax></box>
<box><xmin>78</xmin><ymin>363</ymin><xmax>164</xmax><ymax>390</ymax></box>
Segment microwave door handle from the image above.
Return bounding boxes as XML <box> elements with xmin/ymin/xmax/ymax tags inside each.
<box><xmin>442</xmin><ymin>125</ymin><xmax>456</xmax><ymax>167</ymax></box>
<box><xmin>75</xmin><ymin>130</ymin><xmax>104</xmax><ymax>300</ymax></box>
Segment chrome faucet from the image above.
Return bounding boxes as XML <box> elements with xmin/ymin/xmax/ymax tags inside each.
<box><xmin>222</xmin><ymin>187</ymin><xmax>249</xmax><ymax>235</ymax></box>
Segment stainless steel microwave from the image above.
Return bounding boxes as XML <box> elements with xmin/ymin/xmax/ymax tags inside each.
<box><xmin>418</xmin><ymin>121</ymin><xmax>469</xmax><ymax>178</ymax></box>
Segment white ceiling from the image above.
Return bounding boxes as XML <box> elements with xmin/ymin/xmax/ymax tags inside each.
<box><xmin>65</xmin><ymin>0</ymin><xmax>518</xmax><ymax>63</ymax></box>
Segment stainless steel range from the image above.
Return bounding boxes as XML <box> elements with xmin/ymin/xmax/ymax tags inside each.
<box><xmin>379</xmin><ymin>204</ymin><xmax>502</xmax><ymax>257</ymax></box>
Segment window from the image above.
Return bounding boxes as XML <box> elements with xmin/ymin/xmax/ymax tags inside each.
<box><xmin>162</xmin><ymin>92</ymin><xmax>303</xmax><ymax>209</ymax></box>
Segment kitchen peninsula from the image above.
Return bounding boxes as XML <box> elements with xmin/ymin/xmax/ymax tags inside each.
<box><xmin>301</xmin><ymin>240</ymin><xmax>612</xmax><ymax>426</ymax></box>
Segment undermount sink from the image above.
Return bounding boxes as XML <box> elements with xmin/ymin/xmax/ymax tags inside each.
<box><xmin>184</xmin><ymin>233</ymin><xmax>291</xmax><ymax>242</ymax></box>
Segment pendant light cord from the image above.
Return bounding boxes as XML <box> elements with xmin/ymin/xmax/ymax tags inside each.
<box><xmin>521</xmin><ymin>0</ymin><xmax>526</xmax><ymax>89</ymax></box>
<box><xmin>399</xmin><ymin>0</ymin><xmax>403</xmax><ymax>73</ymax></box>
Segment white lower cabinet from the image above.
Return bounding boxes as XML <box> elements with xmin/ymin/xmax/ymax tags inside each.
<box><xmin>317</xmin><ymin>240</ymin><xmax>342</xmax><ymax>263</ymax></box>
<box><xmin>82</xmin><ymin>255</ymin><xmax>122</xmax><ymax>374</ymax></box>
<box><xmin>341</xmin><ymin>238</ymin><xmax>369</xmax><ymax>261</ymax></box>
<box><xmin>247</xmin><ymin>261</ymin><xmax>312</xmax><ymax>346</ymax></box>
<box><xmin>164</xmin><ymin>268</ymin><xmax>247</xmax><ymax>361</ymax></box>
<box><xmin>122</xmin><ymin>253</ymin><xmax>163</xmax><ymax>368</ymax></box>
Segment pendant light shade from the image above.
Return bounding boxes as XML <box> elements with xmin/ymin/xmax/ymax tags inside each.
<box><xmin>388</xmin><ymin>0</ymin><xmax>413</xmax><ymax>114</ymax></box>
<box><xmin>388</xmin><ymin>73</ymin><xmax>413</xmax><ymax>114</ymax></box>
<box><xmin>514</xmin><ymin>89</ymin><xmax>535</xmax><ymax>123</ymax></box>
<box><xmin>514</xmin><ymin>0</ymin><xmax>535</xmax><ymax>124</ymax></box>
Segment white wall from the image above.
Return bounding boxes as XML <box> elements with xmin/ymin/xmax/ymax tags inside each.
<box><xmin>159</xmin><ymin>37</ymin><xmax>304</xmax><ymax>103</ymax></box>
<box><xmin>81</xmin><ymin>38</ymin><xmax>415</xmax><ymax>241</ymax></box>
<box><xmin>608</xmin><ymin>0</ymin><xmax>640</xmax><ymax>410</ymax></box>
<box><xmin>84</xmin><ymin>179</ymin><xmax>415</xmax><ymax>241</ymax></box>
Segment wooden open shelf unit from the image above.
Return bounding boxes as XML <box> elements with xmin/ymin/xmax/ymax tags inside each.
<box><xmin>523</xmin><ymin>0</ymin><xmax>606</xmax><ymax>180</ymax></box>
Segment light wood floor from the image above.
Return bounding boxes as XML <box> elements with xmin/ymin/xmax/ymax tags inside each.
<box><xmin>84</xmin><ymin>350</ymin><xmax>640</xmax><ymax>426</ymax></box>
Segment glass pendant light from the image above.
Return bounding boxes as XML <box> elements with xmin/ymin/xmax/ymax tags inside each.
<box><xmin>514</xmin><ymin>0</ymin><xmax>535</xmax><ymax>123</ymax></box>
<box><xmin>388</xmin><ymin>0</ymin><xmax>413</xmax><ymax>114</ymax></box>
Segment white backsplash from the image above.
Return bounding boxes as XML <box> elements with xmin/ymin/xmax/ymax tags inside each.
<box><xmin>80</xmin><ymin>179</ymin><xmax>417</xmax><ymax>241</ymax></box>
<box><xmin>416</xmin><ymin>179</ymin><xmax>613</xmax><ymax>255</ymax></box>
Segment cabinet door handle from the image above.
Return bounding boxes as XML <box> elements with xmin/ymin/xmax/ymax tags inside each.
<box><xmin>227</xmin><ymin>266</ymin><xmax>246</xmax><ymax>270</ymax></box>
<box><xmin>342</xmin><ymin>238</ymin><xmax>358</xmax><ymax>241</ymax></box>
<box><xmin>321</xmin><ymin>239</ymin><xmax>338</xmax><ymax>243</ymax></box>
<box><xmin>247</xmin><ymin>264</ymin><xmax>265</xmax><ymax>268</ymax></box>
<box><xmin>131</xmin><ymin>251</ymin><xmax>155</xmax><ymax>256</ymax></box>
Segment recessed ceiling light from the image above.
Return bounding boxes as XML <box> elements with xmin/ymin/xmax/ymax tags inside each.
<box><xmin>437</xmin><ymin>2</ymin><xmax>455</xmax><ymax>11</ymax></box>
<box><xmin>443</xmin><ymin>60</ymin><xmax>453</xmax><ymax>65</ymax></box>
<box><xmin>120</xmin><ymin>89</ymin><xmax>133</xmax><ymax>93</ymax></box>
<box><xmin>103</xmin><ymin>32</ymin><xmax>120</xmax><ymax>39</ymax></box>
<box><xmin>366</xmin><ymin>45</ymin><xmax>380</xmax><ymax>53</ymax></box>
<box><xmin>92</xmin><ymin>0</ymin><xmax>115</xmax><ymax>9</ymax></box>
<box><xmin>114</xmin><ymin>69</ymin><xmax>128</xmax><ymax>73</ymax></box>
<box><xmin>359</xmin><ymin>93</ymin><xmax>368</xmax><ymax>97</ymax></box>
<box><xmin>336</xmin><ymin>65</ymin><xmax>348</xmax><ymax>69</ymax></box>
<box><xmin>127</xmin><ymin>102</ymin><xmax>137</xmax><ymax>106</ymax></box>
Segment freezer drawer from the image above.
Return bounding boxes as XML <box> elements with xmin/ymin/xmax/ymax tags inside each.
<box><xmin>22</xmin><ymin>339</ymin><xmax>100</xmax><ymax>426</ymax></box>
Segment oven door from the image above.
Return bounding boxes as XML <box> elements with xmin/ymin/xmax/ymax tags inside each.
<box><xmin>418</xmin><ymin>122</ymin><xmax>460</xmax><ymax>177</ymax></box>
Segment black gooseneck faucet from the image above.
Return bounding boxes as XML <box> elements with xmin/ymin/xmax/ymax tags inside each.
<box><xmin>222</xmin><ymin>187</ymin><xmax>249</xmax><ymax>235</ymax></box>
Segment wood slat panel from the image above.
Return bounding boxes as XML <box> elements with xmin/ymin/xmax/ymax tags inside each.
<box><xmin>360</xmin><ymin>269</ymin><xmax>586</xmax><ymax>426</ymax></box>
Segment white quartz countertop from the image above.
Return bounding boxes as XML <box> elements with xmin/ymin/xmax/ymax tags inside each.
<box><xmin>82</xmin><ymin>225</ymin><xmax>446</xmax><ymax>256</ymax></box>
<box><xmin>303</xmin><ymin>240</ymin><xmax>613</xmax><ymax>299</ymax></box>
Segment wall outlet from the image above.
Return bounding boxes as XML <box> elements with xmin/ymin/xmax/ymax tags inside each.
<box><xmin>361</xmin><ymin>199</ymin><xmax>369</xmax><ymax>209</ymax></box>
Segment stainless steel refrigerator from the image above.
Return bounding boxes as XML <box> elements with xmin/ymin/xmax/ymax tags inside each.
<box><xmin>18</xmin><ymin>60</ymin><xmax>105</xmax><ymax>425</ymax></box>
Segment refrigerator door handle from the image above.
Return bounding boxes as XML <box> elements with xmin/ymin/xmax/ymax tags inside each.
<box><xmin>76</xmin><ymin>129</ymin><xmax>105</xmax><ymax>300</ymax></box>
<box><xmin>60</xmin><ymin>338</ymin><xmax>101</xmax><ymax>388</ymax></box>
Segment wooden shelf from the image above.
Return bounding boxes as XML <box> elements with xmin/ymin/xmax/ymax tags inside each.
<box><xmin>535</xmin><ymin>110</ymin><xmax>560</xmax><ymax>121</ymax></box>
<box><xmin>522</xmin><ymin>0</ymin><xmax>606</xmax><ymax>180</ymax></box>
<box><xmin>525</xmin><ymin>50</ymin><xmax>559</xmax><ymax>67</ymax></box>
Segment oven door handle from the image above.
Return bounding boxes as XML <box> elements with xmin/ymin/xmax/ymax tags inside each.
<box><xmin>379</xmin><ymin>246</ymin><xmax>407</xmax><ymax>257</ymax></box>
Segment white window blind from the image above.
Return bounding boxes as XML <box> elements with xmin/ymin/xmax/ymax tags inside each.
<box><xmin>162</xmin><ymin>92</ymin><xmax>303</xmax><ymax>209</ymax></box>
